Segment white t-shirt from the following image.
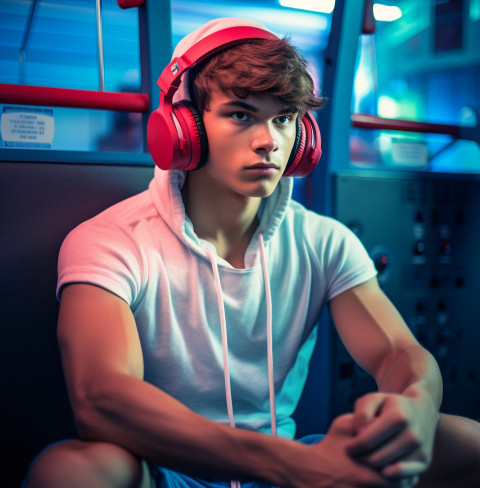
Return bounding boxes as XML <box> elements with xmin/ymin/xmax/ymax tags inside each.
<box><xmin>57</xmin><ymin>169</ymin><xmax>377</xmax><ymax>438</ymax></box>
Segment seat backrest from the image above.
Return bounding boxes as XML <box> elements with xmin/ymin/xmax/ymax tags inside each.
<box><xmin>0</xmin><ymin>161</ymin><xmax>154</xmax><ymax>488</ymax></box>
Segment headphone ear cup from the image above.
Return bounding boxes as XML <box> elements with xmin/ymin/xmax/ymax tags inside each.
<box><xmin>283</xmin><ymin>112</ymin><xmax>322</xmax><ymax>178</ymax></box>
<box><xmin>147</xmin><ymin>100</ymin><xmax>208</xmax><ymax>171</ymax></box>
<box><xmin>174</xmin><ymin>100</ymin><xmax>209</xmax><ymax>170</ymax></box>
<box><xmin>284</xmin><ymin>119</ymin><xmax>303</xmax><ymax>175</ymax></box>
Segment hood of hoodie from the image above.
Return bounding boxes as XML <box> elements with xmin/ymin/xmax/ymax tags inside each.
<box><xmin>171</xmin><ymin>17</ymin><xmax>275</xmax><ymax>104</ymax></box>
<box><xmin>149</xmin><ymin>169</ymin><xmax>293</xmax><ymax>268</ymax></box>
<box><xmin>149</xmin><ymin>18</ymin><xmax>294</xmax><ymax>268</ymax></box>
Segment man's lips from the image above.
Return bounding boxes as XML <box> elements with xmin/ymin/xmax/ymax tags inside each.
<box><xmin>245</xmin><ymin>163</ymin><xmax>280</xmax><ymax>171</ymax></box>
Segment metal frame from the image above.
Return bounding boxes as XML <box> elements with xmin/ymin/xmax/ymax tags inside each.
<box><xmin>311</xmin><ymin>0</ymin><xmax>367</xmax><ymax>215</ymax></box>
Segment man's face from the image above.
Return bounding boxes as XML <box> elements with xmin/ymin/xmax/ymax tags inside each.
<box><xmin>198</xmin><ymin>90</ymin><xmax>298</xmax><ymax>199</ymax></box>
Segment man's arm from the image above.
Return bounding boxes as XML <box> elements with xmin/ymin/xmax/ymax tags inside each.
<box><xmin>58</xmin><ymin>283</ymin><xmax>389</xmax><ymax>487</ymax></box>
<box><xmin>328</xmin><ymin>277</ymin><xmax>442</xmax><ymax>479</ymax></box>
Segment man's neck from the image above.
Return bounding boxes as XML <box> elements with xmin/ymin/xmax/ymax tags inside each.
<box><xmin>181</xmin><ymin>174</ymin><xmax>262</xmax><ymax>268</ymax></box>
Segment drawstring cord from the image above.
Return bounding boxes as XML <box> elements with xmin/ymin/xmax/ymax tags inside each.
<box><xmin>205</xmin><ymin>246</ymin><xmax>236</xmax><ymax>430</ymax></box>
<box><xmin>205</xmin><ymin>245</ymin><xmax>241</xmax><ymax>488</ymax></box>
<box><xmin>205</xmin><ymin>232</ymin><xmax>276</xmax><ymax>488</ymax></box>
<box><xmin>258</xmin><ymin>232</ymin><xmax>277</xmax><ymax>437</ymax></box>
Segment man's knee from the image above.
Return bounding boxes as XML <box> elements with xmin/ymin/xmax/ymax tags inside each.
<box><xmin>24</xmin><ymin>439</ymin><xmax>149</xmax><ymax>488</ymax></box>
<box><xmin>419</xmin><ymin>414</ymin><xmax>480</xmax><ymax>488</ymax></box>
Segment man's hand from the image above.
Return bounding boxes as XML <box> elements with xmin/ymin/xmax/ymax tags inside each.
<box><xmin>345</xmin><ymin>392</ymin><xmax>439</xmax><ymax>481</ymax></box>
<box><xmin>293</xmin><ymin>414</ymin><xmax>418</xmax><ymax>488</ymax></box>
<box><xmin>328</xmin><ymin>280</ymin><xmax>443</xmax><ymax>485</ymax></box>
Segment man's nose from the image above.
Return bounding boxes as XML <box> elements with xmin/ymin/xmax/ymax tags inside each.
<box><xmin>252</xmin><ymin>123</ymin><xmax>278</xmax><ymax>153</ymax></box>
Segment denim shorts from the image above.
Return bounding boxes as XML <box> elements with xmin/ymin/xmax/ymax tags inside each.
<box><xmin>149</xmin><ymin>434</ymin><xmax>324</xmax><ymax>488</ymax></box>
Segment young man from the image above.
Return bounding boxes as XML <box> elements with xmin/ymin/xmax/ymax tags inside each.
<box><xmin>25</xmin><ymin>18</ymin><xmax>479</xmax><ymax>488</ymax></box>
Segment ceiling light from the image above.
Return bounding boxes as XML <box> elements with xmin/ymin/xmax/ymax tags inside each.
<box><xmin>373</xmin><ymin>4</ymin><xmax>402</xmax><ymax>22</ymax></box>
<box><xmin>278</xmin><ymin>0</ymin><xmax>335</xmax><ymax>14</ymax></box>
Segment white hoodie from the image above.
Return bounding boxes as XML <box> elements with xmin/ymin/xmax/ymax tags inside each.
<box><xmin>57</xmin><ymin>18</ymin><xmax>377</xmax><ymax>439</ymax></box>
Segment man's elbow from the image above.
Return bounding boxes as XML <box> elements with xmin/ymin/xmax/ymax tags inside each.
<box><xmin>69</xmin><ymin>378</ymin><xmax>119</xmax><ymax>440</ymax></box>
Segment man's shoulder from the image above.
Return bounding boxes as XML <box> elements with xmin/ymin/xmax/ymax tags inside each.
<box><xmin>57</xmin><ymin>190</ymin><xmax>156</xmax><ymax>304</ymax></box>
<box><xmin>286</xmin><ymin>199</ymin><xmax>350</xmax><ymax>232</ymax></box>
<box><xmin>83</xmin><ymin>189</ymin><xmax>156</xmax><ymax>230</ymax></box>
<box><xmin>63</xmin><ymin>189</ymin><xmax>159</xmax><ymax>252</ymax></box>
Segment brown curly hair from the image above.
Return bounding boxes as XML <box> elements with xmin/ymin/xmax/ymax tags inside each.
<box><xmin>188</xmin><ymin>36</ymin><xmax>324</xmax><ymax>117</ymax></box>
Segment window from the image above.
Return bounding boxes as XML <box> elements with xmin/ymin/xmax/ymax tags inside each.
<box><xmin>350</xmin><ymin>0</ymin><xmax>480</xmax><ymax>173</ymax></box>
<box><xmin>0</xmin><ymin>0</ymin><xmax>143</xmax><ymax>154</ymax></box>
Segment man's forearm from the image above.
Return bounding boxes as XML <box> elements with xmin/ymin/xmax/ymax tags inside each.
<box><xmin>74</xmin><ymin>377</ymin><xmax>393</xmax><ymax>488</ymax></box>
<box><xmin>73</xmin><ymin>373</ymin><xmax>306</xmax><ymax>485</ymax></box>
<box><xmin>376</xmin><ymin>342</ymin><xmax>443</xmax><ymax>411</ymax></box>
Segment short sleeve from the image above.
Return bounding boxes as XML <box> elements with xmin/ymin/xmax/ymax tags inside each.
<box><xmin>320</xmin><ymin>218</ymin><xmax>377</xmax><ymax>301</ymax></box>
<box><xmin>57</xmin><ymin>218</ymin><xmax>145</xmax><ymax>305</ymax></box>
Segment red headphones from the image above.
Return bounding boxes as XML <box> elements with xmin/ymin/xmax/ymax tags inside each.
<box><xmin>147</xmin><ymin>25</ymin><xmax>322</xmax><ymax>177</ymax></box>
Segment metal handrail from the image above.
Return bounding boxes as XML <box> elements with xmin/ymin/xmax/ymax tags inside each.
<box><xmin>351</xmin><ymin>113</ymin><xmax>480</xmax><ymax>145</ymax></box>
<box><xmin>19</xmin><ymin>0</ymin><xmax>38</xmax><ymax>84</ymax></box>
<box><xmin>96</xmin><ymin>0</ymin><xmax>105</xmax><ymax>91</ymax></box>
<box><xmin>117</xmin><ymin>0</ymin><xmax>145</xmax><ymax>8</ymax></box>
<box><xmin>0</xmin><ymin>83</ymin><xmax>149</xmax><ymax>112</ymax></box>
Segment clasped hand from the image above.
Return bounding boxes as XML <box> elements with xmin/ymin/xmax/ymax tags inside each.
<box><xmin>291</xmin><ymin>391</ymin><xmax>439</xmax><ymax>487</ymax></box>
<box><xmin>345</xmin><ymin>391</ymin><xmax>439</xmax><ymax>484</ymax></box>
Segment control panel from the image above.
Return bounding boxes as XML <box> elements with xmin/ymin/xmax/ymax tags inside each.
<box><xmin>330</xmin><ymin>170</ymin><xmax>480</xmax><ymax>420</ymax></box>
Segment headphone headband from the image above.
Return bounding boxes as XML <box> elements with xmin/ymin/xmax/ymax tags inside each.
<box><xmin>158</xmin><ymin>26</ymin><xmax>276</xmax><ymax>98</ymax></box>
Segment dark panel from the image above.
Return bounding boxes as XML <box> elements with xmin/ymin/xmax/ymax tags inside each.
<box><xmin>331</xmin><ymin>170</ymin><xmax>480</xmax><ymax>420</ymax></box>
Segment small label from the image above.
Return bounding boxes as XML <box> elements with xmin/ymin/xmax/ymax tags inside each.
<box><xmin>1</xmin><ymin>106</ymin><xmax>55</xmax><ymax>148</ymax></box>
<box><xmin>391</xmin><ymin>140</ymin><xmax>428</xmax><ymax>167</ymax></box>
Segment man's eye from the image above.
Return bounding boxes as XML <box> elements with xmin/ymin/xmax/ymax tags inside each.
<box><xmin>275</xmin><ymin>115</ymin><xmax>292</xmax><ymax>125</ymax></box>
<box><xmin>231</xmin><ymin>112</ymin><xmax>250</xmax><ymax>121</ymax></box>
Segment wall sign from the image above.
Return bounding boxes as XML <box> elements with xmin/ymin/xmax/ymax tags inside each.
<box><xmin>1</xmin><ymin>106</ymin><xmax>55</xmax><ymax>148</ymax></box>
